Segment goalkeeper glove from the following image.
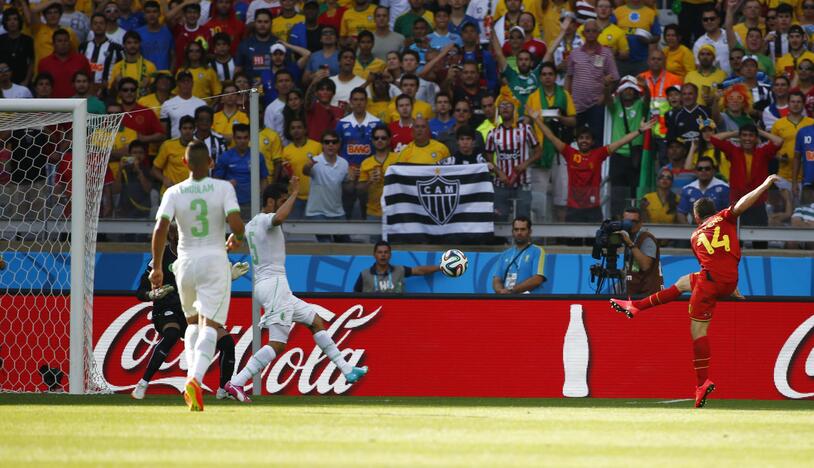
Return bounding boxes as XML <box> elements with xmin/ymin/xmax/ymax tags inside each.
<box><xmin>147</xmin><ymin>284</ymin><xmax>175</xmax><ymax>301</ymax></box>
<box><xmin>231</xmin><ymin>261</ymin><xmax>250</xmax><ymax>280</ymax></box>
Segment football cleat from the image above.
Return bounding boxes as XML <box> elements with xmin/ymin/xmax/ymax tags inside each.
<box><xmin>131</xmin><ymin>380</ymin><xmax>148</xmax><ymax>400</ymax></box>
<box><xmin>610</xmin><ymin>298</ymin><xmax>639</xmax><ymax>319</ymax></box>
<box><xmin>224</xmin><ymin>381</ymin><xmax>251</xmax><ymax>403</ymax></box>
<box><xmin>344</xmin><ymin>366</ymin><xmax>368</xmax><ymax>384</ymax></box>
<box><xmin>184</xmin><ymin>378</ymin><xmax>204</xmax><ymax>412</ymax></box>
<box><xmin>695</xmin><ymin>379</ymin><xmax>716</xmax><ymax>408</ymax></box>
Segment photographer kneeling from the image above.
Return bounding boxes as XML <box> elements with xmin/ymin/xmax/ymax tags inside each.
<box><xmin>617</xmin><ymin>208</ymin><xmax>663</xmax><ymax>296</ymax></box>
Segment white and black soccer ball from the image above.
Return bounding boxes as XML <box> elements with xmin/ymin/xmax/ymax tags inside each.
<box><xmin>440</xmin><ymin>249</ymin><xmax>468</xmax><ymax>277</ymax></box>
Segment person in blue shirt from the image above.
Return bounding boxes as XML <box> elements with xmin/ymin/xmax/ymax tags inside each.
<box><xmin>212</xmin><ymin>123</ymin><xmax>269</xmax><ymax>218</ymax></box>
<box><xmin>136</xmin><ymin>1</ymin><xmax>173</xmax><ymax>71</ymax></box>
<box><xmin>492</xmin><ymin>216</ymin><xmax>546</xmax><ymax>294</ymax></box>
<box><xmin>678</xmin><ymin>156</ymin><xmax>730</xmax><ymax>223</ymax></box>
<box><xmin>336</xmin><ymin>87</ymin><xmax>381</xmax><ymax>219</ymax></box>
<box><xmin>427</xmin><ymin>5</ymin><xmax>463</xmax><ymax>49</ymax></box>
<box><xmin>460</xmin><ymin>21</ymin><xmax>498</xmax><ymax>93</ymax></box>
<box><xmin>236</xmin><ymin>9</ymin><xmax>280</xmax><ymax>88</ymax></box>
<box><xmin>794</xmin><ymin>123</ymin><xmax>814</xmax><ymax>200</ymax></box>
<box><xmin>429</xmin><ymin>92</ymin><xmax>455</xmax><ymax>137</ymax></box>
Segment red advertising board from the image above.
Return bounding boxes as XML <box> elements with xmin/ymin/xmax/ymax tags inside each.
<box><xmin>85</xmin><ymin>296</ymin><xmax>814</xmax><ymax>400</ymax></box>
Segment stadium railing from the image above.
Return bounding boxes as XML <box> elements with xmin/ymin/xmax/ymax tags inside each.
<box><xmin>2</xmin><ymin>219</ymin><xmax>811</xmax><ymax>243</ymax></box>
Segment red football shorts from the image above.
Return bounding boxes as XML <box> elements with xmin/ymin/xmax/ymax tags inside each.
<box><xmin>688</xmin><ymin>271</ymin><xmax>737</xmax><ymax>322</ymax></box>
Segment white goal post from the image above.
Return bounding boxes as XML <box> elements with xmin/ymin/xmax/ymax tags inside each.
<box><xmin>0</xmin><ymin>99</ymin><xmax>122</xmax><ymax>394</ymax></box>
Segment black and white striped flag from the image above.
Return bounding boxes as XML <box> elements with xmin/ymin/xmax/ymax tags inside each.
<box><xmin>382</xmin><ymin>164</ymin><xmax>495</xmax><ymax>243</ymax></box>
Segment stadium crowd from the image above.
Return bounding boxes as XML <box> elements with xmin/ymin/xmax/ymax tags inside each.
<box><xmin>0</xmin><ymin>0</ymin><xmax>813</xmax><ymax>240</ymax></box>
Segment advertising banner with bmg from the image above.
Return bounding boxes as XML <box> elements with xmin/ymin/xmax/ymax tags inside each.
<box><xmin>81</xmin><ymin>296</ymin><xmax>814</xmax><ymax>401</ymax></box>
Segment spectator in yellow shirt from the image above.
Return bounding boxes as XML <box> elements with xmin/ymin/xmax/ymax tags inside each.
<box><xmin>578</xmin><ymin>0</ymin><xmax>629</xmax><ymax>61</ymax></box>
<box><xmin>213</xmin><ymin>82</ymin><xmax>249</xmax><ymax>146</ymax></box>
<box><xmin>340</xmin><ymin>0</ymin><xmax>377</xmax><ymax>46</ymax></box>
<box><xmin>775</xmin><ymin>25</ymin><xmax>814</xmax><ymax>78</ymax></box>
<box><xmin>366</xmin><ymin>73</ymin><xmax>393</xmax><ymax>123</ymax></box>
<box><xmin>358</xmin><ymin>125</ymin><xmax>399</xmax><ymax>220</ymax></box>
<box><xmin>353</xmin><ymin>30</ymin><xmax>386</xmax><ymax>80</ymax></box>
<box><xmin>109</xmin><ymin>31</ymin><xmax>157</xmax><ymax>97</ymax></box>
<box><xmin>29</xmin><ymin>2</ymin><xmax>79</xmax><ymax>71</ymax></box>
<box><xmin>151</xmin><ymin>115</ymin><xmax>195</xmax><ymax>192</ymax></box>
<box><xmin>259</xmin><ymin>127</ymin><xmax>284</xmax><ymax>183</ymax></box>
<box><xmin>272</xmin><ymin>0</ymin><xmax>305</xmax><ymax>41</ymax></box>
<box><xmin>387</xmin><ymin>73</ymin><xmax>434</xmax><ymax>121</ymax></box>
<box><xmin>397</xmin><ymin>117</ymin><xmax>451</xmax><ymax>164</ymax></box>
<box><xmin>281</xmin><ymin>117</ymin><xmax>323</xmax><ymax>218</ymax></box>
<box><xmin>684</xmin><ymin>45</ymin><xmax>727</xmax><ymax>105</ymax></box>
<box><xmin>176</xmin><ymin>41</ymin><xmax>222</xmax><ymax>99</ymax></box>
<box><xmin>640</xmin><ymin>168</ymin><xmax>680</xmax><ymax>224</ymax></box>
<box><xmin>663</xmin><ymin>24</ymin><xmax>696</xmax><ymax>78</ymax></box>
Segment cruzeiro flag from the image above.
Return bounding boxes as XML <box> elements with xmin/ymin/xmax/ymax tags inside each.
<box><xmin>382</xmin><ymin>164</ymin><xmax>495</xmax><ymax>244</ymax></box>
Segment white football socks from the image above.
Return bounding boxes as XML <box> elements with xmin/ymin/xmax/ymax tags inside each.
<box><xmin>313</xmin><ymin>330</ymin><xmax>353</xmax><ymax>375</ymax></box>
<box><xmin>232</xmin><ymin>345</ymin><xmax>276</xmax><ymax>387</ymax></box>
<box><xmin>183</xmin><ymin>324</ymin><xmax>199</xmax><ymax>379</ymax></box>
<box><xmin>191</xmin><ymin>326</ymin><xmax>218</xmax><ymax>383</ymax></box>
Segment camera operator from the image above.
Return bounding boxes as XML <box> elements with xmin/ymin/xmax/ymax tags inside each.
<box><xmin>617</xmin><ymin>207</ymin><xmax>663</xmax><ymax>296</ymax></box>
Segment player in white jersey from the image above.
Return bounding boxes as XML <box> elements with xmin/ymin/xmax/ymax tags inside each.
<box><xmin>223</xmin><ymin>178</ymin><xmax>368</xmax><ymax>403</ymax></box>
<box><xmin>150</xmin><ymin>141</ymin><xmax>246</xmax><ymax>412</ymax></box>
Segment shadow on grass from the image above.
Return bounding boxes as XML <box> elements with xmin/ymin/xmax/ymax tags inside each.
<box><xmin>0</xmin><ymin>394</ymin><xmax>811</xmax><ymax>411</ymax></box>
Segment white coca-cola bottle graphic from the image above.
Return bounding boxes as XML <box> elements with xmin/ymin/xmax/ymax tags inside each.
<box><xmin>563</xmin><ymin>304</ymin><xmax>589</xmax><ymax>397</ymax></box>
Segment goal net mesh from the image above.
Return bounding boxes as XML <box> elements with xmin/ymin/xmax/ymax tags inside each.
<box><xmin>0</xmin><ymin>109</ymin><xmax>123</xmax><ymax>393</ymax></box>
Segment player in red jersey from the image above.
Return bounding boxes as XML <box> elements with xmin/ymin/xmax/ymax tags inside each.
<box><xmin>609</xmin><ymin>174</ymin><xmax>782</xmax><ymax>408</ymax></box>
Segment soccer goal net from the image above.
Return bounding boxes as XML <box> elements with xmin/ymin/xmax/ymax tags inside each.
<box><xmin>0</xmin><ymin>100</ymin><xmax>123</xmax><ymax>394</ymax></box>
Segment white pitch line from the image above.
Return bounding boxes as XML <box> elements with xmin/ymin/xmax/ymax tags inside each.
<box><xmin>656</xmin><ymin>399</ymin><xmax>694</xmax><ymax>404</ymax></box>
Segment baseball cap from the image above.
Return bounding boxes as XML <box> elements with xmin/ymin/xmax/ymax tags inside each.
<box><xmin>271</xmin><ymin>43</ymin><xmax>286</xmax><ymax>55</ymax></box>
<box><xmin>617</xmin><ymin>81</ymin><xmax>641</xmax><ymax>94</ymax></box>
<box><xmin>666</xmin><ymin>84</ymin><xmax>682</xmax><ymax>94</ymax></box>
<box><xmin>508</xmin><ymin>26</ymin><xmax>525</xmax><ymax>39</ymax></box>
<box><xmin>741</xmin><ymin>54</ymin><xmax>759</xmax><ymax>65</ymax></box>
<box><xmin>789</xmin><ymin>24</ymin><xmax>805</xmax><ymax>36</ymax></box>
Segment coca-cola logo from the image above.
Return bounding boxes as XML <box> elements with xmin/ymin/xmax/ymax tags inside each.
<box><xmin>773</xmin><ymin>315</ymin><xmax>814</xmax><ymax>399</ymax></box>
<box><xmin>93</xmin><ymin>302</ymin><xmax>379</xmax><ymax>394</ymax></box>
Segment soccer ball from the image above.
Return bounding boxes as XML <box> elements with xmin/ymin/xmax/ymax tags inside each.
<box><xmin>440</xmin><ymin>249</ymin><xmax>468</xmax><ymax>277</ymax></box>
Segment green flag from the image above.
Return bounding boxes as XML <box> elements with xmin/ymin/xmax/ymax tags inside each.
<box><xmin>637</xmin><ymin>129</ymin><xmax>656</xmax><ymax>200</ymax></box>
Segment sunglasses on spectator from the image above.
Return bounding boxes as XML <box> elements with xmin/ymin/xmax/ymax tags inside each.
<box><xmin>0</xmin><ymin>67</ymin><xmax>10</xmax><ymax>73</ymax></box>
<box><xmin>322</xmin><ymin>139</ymin><xmax>339</xmax><ymax>145</ymax></box>
<box><xmin>120</xmin><ymin>87</ymin><xmax>137</xmax><ymax>92</ymax></box>
<box><xmin>454</xmin><ymin>108</ymin><xmax>470</xmax><ymax>112</ymax></box>
<box><xmin>696</xmin><ymin>166</ymin><xmax>714</xmax><ymax>172</ymax></box>
<box><xmin>702</xmin><ymin>16</ymin><xmax>718</xmax><ymax>22</ymax></box>
<box><xmin>373</xmin><ymin>136</ymin><xmax>389</xmax><ymax>141</ymax></box>
<box><xmin>658</xmin><ymin>174</ymin><xmax>673</xmax><ymax>180</ymax></box>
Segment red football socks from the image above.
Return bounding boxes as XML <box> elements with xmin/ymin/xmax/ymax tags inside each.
<box><xmin>693</xmin><ymin>336</ymin><xmax>711</xmax><ymax>387</ymax></box>
<box><xmin>632</xmin><ymin>285</ymin><xmax>682</xmax><ymax>311</ymax></box>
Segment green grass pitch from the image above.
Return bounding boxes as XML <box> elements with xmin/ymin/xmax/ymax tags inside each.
<box><xmin>1</xmin><ymin>395</ymin><xmax>812</xmax><ymax>466</ymax></box>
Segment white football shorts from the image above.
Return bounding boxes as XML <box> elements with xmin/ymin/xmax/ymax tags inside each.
<box><xmin>255</xmin><ymin>276</ymin><xmax>316</xmax><ymax>343</ymax></box>
<box><xmin>174</xmin><ymin>253</ymin><xmax>232</xmax><ymax>325</ymax></box>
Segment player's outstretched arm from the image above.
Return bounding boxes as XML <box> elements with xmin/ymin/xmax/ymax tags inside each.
<box><xmin>150</xmin><ymin>218</ymin><xmax>170</xmax><ymax>289</ymax></box>
<box><xmin>411</xmin><ymin>264</ymin><xmax>441</xmax><ymax>275</ymax></box>
<box><xmin>607</xmin><ymin>118</ymin><xmax>656</xmax><ymax>154</ymax></box>
<box><xmin>732</xmin><ymin>174</ymin><xmax>782</xmax><ymax>216</ymax></box>
<box><xmin>272</xmin><ymin>176</ymin><xmax>301</xmax><ymax>226</ymax></box>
